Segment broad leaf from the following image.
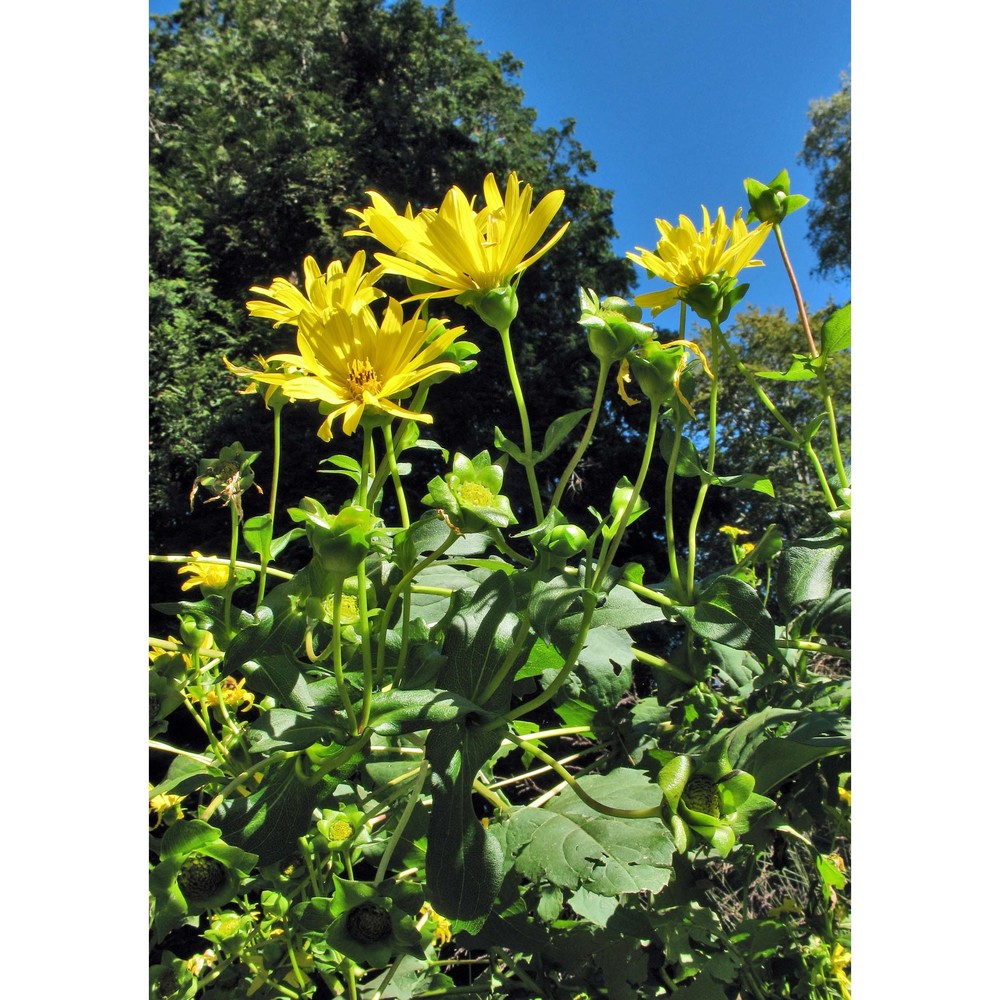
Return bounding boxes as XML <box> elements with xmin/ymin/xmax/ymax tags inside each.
<box><xmin>538</xmin><ymin>408</ymin><xmax>591</xmax><ymax>462</ymax></box>
<box><xmin>674</xmin><ymin>576</ymin><xmax>777</xmax><ymax>659</ymax></box>
<box><xmin>821</xmin><ymin>303</ymin><xmax>851</xmax><ymax>355</ymax></box>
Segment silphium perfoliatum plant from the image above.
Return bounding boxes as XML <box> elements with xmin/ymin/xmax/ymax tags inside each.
<box><xmin>743</xmin><ymin>168</ymin><xmax>809</xmax><ymax>225</ymax></box>
<box><xmin>578</xmin><ymin>287</ymin><xmax>653</xmax><ymax>365</ymax></box>
<box><xmin>655</xmin><ymin>752</ymin><xmax>775</xmax><ymax>857</ymax></box>
<box><xmin>149</xmin><ymin>819</ymin><xmax>258</xmax><ymax>941</ymax></box>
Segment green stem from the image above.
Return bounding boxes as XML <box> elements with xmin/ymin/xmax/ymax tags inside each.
<box><xmin>550</xmin><ymin>358</ymin><xmax>611</xmax><ymax>511</ymax></box>
<box><xmin>374</xmin><ymin>760</ymin><xmax>429</xmax><ymax>884</ymax></box>
<box><xmin>149</xmin><ymin>553</ymin><xmax>294</xmax><ymax>580</ymax></box>
<box><xmin>223</xmin><ymin>500</ymin><xmax>240</xmax><ymax>634</ymax></box>
<box><xmin>775</xmin><ymin>638</ymin><xmax>851</xmax><ymax>658</ymax></box>
<box><xmin>382</xmin><ymin>422</ymin><xmax>410</xmax><ymax>529</ymax></box>
<box><xmin>498</xmin><ymin>323</ymin><xmax>544</xmax><ymax>522</ymax></box>
<box><xmin>199</xmin><ymin>751</ymin><xmax>292</xmax><ymax>822</ymax></box>
<box><xmin>486</xmin><ymin>593</ymin><xmax>597</xmax><ymax>731</ymax></box>
<box><xmin>595</xmin><ymin>400</ymin><xmax>660</xmax><ymax>589</ymax></box>
<box><xmin>631</xmin><ymin>646</ymin><xmax>697</xmax><ymax>685</ymax></box>
<box><xmin>370</xmin><ymin>385</ymin><xmax>430</xmax><ymax>499</ymax></box>
<box><xmin>504</xmin><ymin>729</ymin><xmax>660</xmax><ymax>818</ymax></box>
<box><xmin>256</xmin><ymin>404</ymin><xmax>282</xmax><ymax>608</ymax></box>
<box><xmin>330</xmin><ymin>583</ymin><xmax>360</xmax><ymax>734</ymax></box>
<box><xmin>356</xmin><ymin>558</ymin><xmax>375</xmax><ymax>733</ymax></box>
<box><xmin>476</xmin><ymin>610</ymin><xmax>533</xmax><ymax>704</ymax></box>
<box><xmin>663</xmin><ymin>408</ymin><xmax>685</xmax><ymax>594</ymax></box>
<box><xmin>685</xmin><ymin>322</ymin><xmax>721</xmax><ymax>599</ymax></box>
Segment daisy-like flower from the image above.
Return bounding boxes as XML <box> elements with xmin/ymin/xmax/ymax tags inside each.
<box><xmin>628</xmin><ymin>207</ymin><xmax>771</xmax><ymax>317</ymax></box>
<box><xmin>178</xmin><ymin>552</ymin><xmax>231</xmax><ymax>592</ymax></box>
<box><xmin>230</xmin><ymin>297</ymin><xmax>465</xmax><ymax>439</ymax></box>
<box><xmin>346</xmin><ymin>171</ymin><xmax>569</xmax><ymax>300</ymax></box>
<box><xmin>247</xmin><ymin>252</ymin><xmax>385</xmax><ymax>328</ymax></box>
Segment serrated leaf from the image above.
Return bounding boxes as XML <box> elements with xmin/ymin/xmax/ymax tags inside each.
<box><xmin>575</xmin><ymin>625</ymin><xmax>635</xmax><ymax>708</ymax></box>
<box><xmin>502</xmin><ymin>770</ymin><xmax>674</xmax><ymax>897</ymax></box>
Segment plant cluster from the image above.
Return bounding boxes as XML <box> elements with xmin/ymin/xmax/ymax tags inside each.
<box><xmin>150</xmin><ymin>167</ymin><xmax>850</xmax><ymax>999</ymax></box>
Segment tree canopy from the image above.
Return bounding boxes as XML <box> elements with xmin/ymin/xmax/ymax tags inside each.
<box><xmin>150</xmin><ymin>0</ymin><xmax>634</xmax><ymax>550</ymax></box>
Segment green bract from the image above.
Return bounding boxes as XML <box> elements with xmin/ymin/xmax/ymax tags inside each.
<box><xmin>289</xmin><ymin>498</ymin><xmax>383</xmax><ymax>581</ymax></box>
<box><xmin>149</xmin><ymin>820</ymin><xmax>258</xmax><ymax>941</ymax></box>
<box><xmin>683</xmin><ymin>271</ymin><xmax>749</xmax><ymax>323</ymax></box>
<box><xmin>744</xmin><ymin>169</ymin><xmax>809</xmax><ymax>225</ymax></box>
<box><xmin>656</xmin><ymin>753</ymin><xmax>775</xmax><ymax>857</ymax></box>
<box><xmin>627</xmin><ymin>340</ymin><xmax>690</xmax><ymax>409</ymax></box>
<box><xmin>578</xmin><ymin>287</ymin><xmax>653</xmax><ymax>364</ymax></box>
<box><xmin>457</xmin><ymin>284</ymin><xmax>519</xmax><ymax>331</ymax></box>
<box><xmin>422</xmin><ymin>450</ymin><xmax>517</xmax><ymax>529</ymax></box>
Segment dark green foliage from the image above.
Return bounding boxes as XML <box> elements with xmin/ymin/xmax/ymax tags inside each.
<box><xmin>799</xmin><ymin>73</ymin><xmax>851</xmax><ymax>279</ymax></box>
<box><xmin>149</xmin><ymin>0</ymin><xmax>633</xmax><ymax>549</ymax></box>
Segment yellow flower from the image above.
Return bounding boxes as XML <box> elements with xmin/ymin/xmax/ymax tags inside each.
<box><xmin>839</xmin><ymin>786</ymin><xmax>852</xmax><ymax>808</ymax></box>
<box><xmin>628</xmin><ymin>207</ymin><xmax>771</xmax><ymax>316</ymax></box>
<box><xmin>201</xmin><ymin>675</ymin><xmax>255</xmax><ymax>713</ymax></box>
<box><xmin>247</xmin><ymin>252</ymin><xmax>385</xmax><ymax>328</ymax></box>
<box><xmin>719</xmin><ymin>524</ymin><xmax>751</xmax><ymax>540</ymax></box>
<box><xmin>419</xmin><ymin>902</ymin><xmax>452</xmax><ymax>947</ymax></box>
<box><xmin>149</xmin><ymin>784</ymin><xmax>185</xmax><ymax>830</ymax></box>
<box><xmin>178</xmin><ymin>552</ymin><xmax>231</xmax><ymax>592</ymax></box>
<box><xmin>346</xmin><ymin>171</ymin><xmax>569</xmax><ymax>298</ymax></box>
<box><xmin>230</xmin><ymin>297</ymin><xmax>465</xmax><ymax>439</ymax></box>
<box><xmin>832</xmin><ymin>942</ymin><xmax>851</xmax><ymax>1000</ymax></box>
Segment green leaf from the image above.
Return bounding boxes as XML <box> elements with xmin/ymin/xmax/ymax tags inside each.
<box><xmin>776</xmin><ymin>530</ymin><xmax>846</xmax><ymax>614</ymax></box>
<box><xmin>658</xmin><ymin>425</ymin><xmax>705</xmax><ymax>477</ymax></box>
<box><xmin>365</xmin><ymin>688</ymin><xmax>488</xmax><ymax>735</ymax></box>
<box><xmin>219</xmin><ymin>758</ymin><xmax>319</xmax><ymax>865</ymax></box>
<box><xmin>575</xmin><ymin>625</ymin><xmax>635</xmax><ymax>708</ymax></box>
<box><xmin>674</xmin><ymin>576</ymin><xmax>778</xmax><ymax>659</ymax></box>
<box><xmin>493</xmin><ymin>425</ymin><xmax>527</xmax><ymax>464</ymax></box>
<box><xmin>318</xmin><ymin>453</ymin><xmax>362</xmax><ymax>484</ymax></box>
<box><xmin>241</xmin><ymin>650</ymin><xmax>315</xmax><ymax>713</ymax></box>
<box><xmin>567</xmin><ymin>886</ymin><xmax>619</xmax><ymax>928</ymax></box>
<box><xmin>242</xmin><ymin>514</ymin><xmax>273</xmax><ymax>559</ymax></box>
<box><xmin>223</xmin><ymin>605</ymin><xmax>307</xmax><ymax>674</ymax></box>
<box><xmin>500</xmin><ymin>770</ymin><xmax>674</xmax><ymax>896</ymax></box>
<box><xmin>821</xmin><ymin>303</ymin><xmax>851</xmax><ymax>355</ymax></box>
<box><xmin>754</xmin><ymin>354</ymin><xmax>820</xmax><ymax>381</ymax></box>
<box><xmin>710</xmin><ymin>473</ymin><xmax>774</xmax><ymax>496</ymax></box>
<box><xmin>244</xmin><ymin>708</ymin><xmax>342</xmax><ymax>752</ymax></box>
<box><xmin>537</xmin><ymin>408</ymin><xmax>591</xmax><ymax>462</ymax></box>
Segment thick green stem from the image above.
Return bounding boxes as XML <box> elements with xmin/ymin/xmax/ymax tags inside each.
<box><xmin>382</xmin><ymin>422</ymin><xmax>410</xmax><ymax>529</ymax></box>
<box><xmin>149</xmin><ymin>553</ymin><xmax>294</xmax><ymax>580</ymax></box>
<box><xmin>550</xmin><ymin>358</ymin><xmax>611</xmax><ymax>511</ymax></box>
<box><xmin>498</xmin><ymin>323</ymin><xmax>544</xmax><ymax>522</ymax></box>
<box><xmin>663</xmin><ymin>408</ymin><xmax>685</xmax><ymax>594</ymax></box>
<box><xmin>374</xmin><ymin>760</ymin><xmax>429</xmax><ymax>884</ymax></box>
<box><xmin>356</xmin><ymin>558</ymin><xmax>375</xmax><ymax>733</ymax></box>
<box><xmin>223</xmin><ymin>500</ymin><xmax>240</xmax><ymax>634</ymax></box>
<box><xmin>330</xmin><ymin>583</ymin><xmax>359</xmax><ymax>734</ymax></box>
<box><xmin>685</xmin><ymin>322</ymin><xmax>721</xmax><ymax>599</ymax></box>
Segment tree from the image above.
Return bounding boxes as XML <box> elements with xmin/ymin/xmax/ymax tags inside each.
<box><xmin>149</xmin><ymin>0</ymin><xmax>634</xmax><ymax>552</ymax></box>
<box><xmin>799</xmin><ymin>73</ymin><xmax>851</xmax><ymax>279</ymax></box>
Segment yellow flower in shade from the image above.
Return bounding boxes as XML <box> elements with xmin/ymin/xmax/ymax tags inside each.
<box><xmin>229</xmin><ymin>298</ymin><xmax>465</xmax><ymax>439</ymax></box>
<box><xmin>346</xmin><ymin>171</ymin><xmax>570</xmax><ymax>299</ymax></box>
<box><xmin>178</xmin><ymin>553</ymin><xmax>231</xmax><ymax>592</ymax></box>
<box><xmin>202</xmin><ymin>675</ymin><xmax>255</xmax><ymax>713</ymax></box>
<box><xmin>247</xmin><ymin>252</ymin><xmax>385</xmax><ymax>328</ymax></box>
<box><xmin>832</xmin><ymin>942</ymin><xmax>851</xmax><ymax>1000</ymax></box>
<box><xmin>149</xmin><ymin>784</ymin><xmax>185</xmax><ymax>830</ymax></box>
<box><xmin>719</xmin><ymin>524</ymin><xmax>751</xmax><ymax>540</ymax></box>
<box><xmin>419</xmin><ymin>903</ymin><xmax>452</xmax><ymax>947</ymax></box>
<box><xmin>628</xmin><ymin>207</ymin><xmax>771</xmax><ymax>316</ymax></box>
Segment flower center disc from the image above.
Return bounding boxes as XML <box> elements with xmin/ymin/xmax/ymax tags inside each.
<box><xmin>346</xmin><ymin>902</ymin><xmax>392</xmax><ymax>944</ymax></box>
<box><xmin>347</xmin><ymin>359</ymin><xmax>383</xmax><ymax>400</ymax></box>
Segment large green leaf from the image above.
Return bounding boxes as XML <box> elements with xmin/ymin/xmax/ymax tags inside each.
<box><xmin>245</xmin><ymin>707</ymin><xmax>342</xmax><ymax>752</ymax></box>
<box><xmin>219</xmin><ymin>757</ymin><xmax>319</xmax><ymax>865</ymax></box>
<box><xmin>498</xmin><ymin>770</ymin><xmax>674</xmax><ymax>897</ymax></box>
<box><xmin>674</xmin><ymin>576</ymin><xmax>777</xmax><ymax>659</ymax></box>
<box><xmin>538</xmin><ymin>408</ymin><xmax>591</xmax><ymax>462</ymax></box>
<box><xmin>776</xmin><ymin>530</ymin><xmax>846</xmax><ymax>614</ymax></box>
<box><xmin>821</xmin><ymin>303</ymin><xmax>851</xmax><ymax>354</ymax></box>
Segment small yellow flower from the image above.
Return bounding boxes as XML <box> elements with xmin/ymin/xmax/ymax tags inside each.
<box><xmin>719</xmin><ymin>524</ymin><xmax>751</xmax><ymax>540</ymax></box>
<box><xmin>738</xmin><ymin>542</ymin><xmax>756</xmax><ymax>558</ymax></box>
<box><xmin>178</xmin><ymin>552</ymin><xmax>232</xmax><ymax>592</ymax></box>
<box><xmin>347</xmin><ymin>171</ymin><xmax>569</xmax><ymax>299</ymax></box>
<box><xmin>839</xmin><ymin>786</ymin><xmax>852</xmax><ymax>808</ymax></box>
<box><xmin>628</xmin><ymin>207</ymin><xmax>771</xmax><ymax>317</ymax></box>
<box><xmin>201</xmin><ymin>676</ymin><xmax>255</xmax><ymax>713</ymax></box>
<box><xmin>149</xmin><ymin>784</ymin><xmax>185</xmax><ymax>830</ymax></box>
<box><xmin>832</xmin><ymin>942</ymin><xmax>851</xmax><ymax>1000</ymax></box>
<box><xmin>419</xmin><ymin>902</ymin><xmax>452</xmax><ymax>947</ymax></box>
<box><xmin>247</xmin><ymin>252</ymin><xmax>385</xmax><ymax>328</ymax></box>
<box><xmin>230</xmin><ymin>297</ymin><xmax>465</xmax><ymax>439</ymax></box>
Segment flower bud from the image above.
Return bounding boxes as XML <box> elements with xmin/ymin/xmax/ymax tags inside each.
<box><xmin>744</xmin><ymin>170</ymin><xmax>809</xmax><ymax>225</ymax></box>
<box><xmin>627</xmin><ymin>341</ymin><xmax>686</xmax><ymax>408</ymax></box>
<box><xmin>578</xmin><ymin>288</ymin><xmax>653</xmax><ymax>364</ymax></box>
<box><xmin>541</xmin><ymin>523</ymin><xmax>588</xmax><ymax>557</ymax></box>
<box><xmin>457</xmin><ymin>285</ymin><xmax>519</xmax><ymax>331</ymax></box>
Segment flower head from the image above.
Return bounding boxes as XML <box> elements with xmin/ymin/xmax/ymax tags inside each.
<box><xmin>247</xmin><ymin>252</ymin><xmax>385</xmax><ymax>328</ymax></box>
<box><xmin>347</xmin><ymin>172</ymin><xmax>569</xmax><ymax>301</ymax></box>
<box><xmin>178</xmin><ymin>552</ymin><xmax>231</xmax><ymax>592</ymax></box>
<box><xmin>230</xmin><ymin>297</ymin><xmax>465</xmax><ymax>439</ymax></box>
<box><xmin>628</xmin><ymin>207</ymin><xmax>771</xmax><ymax>318</ymax></box>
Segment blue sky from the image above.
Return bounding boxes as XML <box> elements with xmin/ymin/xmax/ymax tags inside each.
<box><xmin>149</xmin><ymin>0</ymin><xmax>850</xmax><ymax>315</ymax></box>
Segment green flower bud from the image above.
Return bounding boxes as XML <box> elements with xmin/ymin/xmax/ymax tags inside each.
<box><xmin>542</xmin><ymin>523</ymin><xmax>588</xmax><ymax>557</ymax></box>
<box><xmin>290</xmin><ymin>498</ymin><xmax>381</xmax><ymax>581</ymax></box>
<box><xmin>578</xmin><ymin>288</ymin><xmax>653</xmax><ymax>364</ymax></box>
<box><xmin>744</xmin><ymin>170</ymin><xmax>809</xmax><ymax>225</ymax></box>
<box><xmin>627</xmin><ymin>340</ymin><xmax>687</xmax><ymax>408</ymax></box>
<box><xmin>682</xmin><ymin>271</ymin><xmax>748</xmax><ymax>323</ymax></box>
<box><xmin>178</xmin><ymin>616</ymin><xmax>209</xmax><ymax>650</ymax></box>
<box><xmin>457</xmin><ymin>285</ymin><xmax>519</xmax><ymax>331</ymax></box>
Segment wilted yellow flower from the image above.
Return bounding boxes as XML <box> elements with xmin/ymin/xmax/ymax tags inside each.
<box><xmin>178</xmin><ymin>552</ymin><xmax>231</xmax><ymax>592</ymax></box>
<box><xmin>247</xmin><ymin>252</ymin><xmax>385</xmax><ymax>328</ymax></box>
<box><xmin>347</xmin><ymin>171</ymin><xmax>569</xmax><ymax>298</ymax></box>
<box><xmin>628</xmin><ymin>207</ymin><xmax>770</xmax><ymax>316</ymax></box>
<box><xmin>420</xmin><ymin>902</ymin><xmax>452</xmax><ymax>946</ymax></box>
<box><xmin>230</xmin><ymin>297</ymin><xmax>465</xmax><ymax>439</ymax></box>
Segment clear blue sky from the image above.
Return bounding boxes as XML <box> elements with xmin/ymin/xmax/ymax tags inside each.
<box><xmin>149</xmin><ymin>0</ymin><xmax>851</xmax><ymax>314</ymax></box>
